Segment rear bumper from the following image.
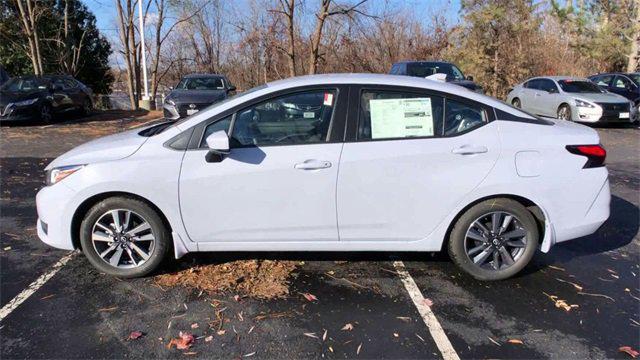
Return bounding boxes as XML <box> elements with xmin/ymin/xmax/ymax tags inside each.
<box><xmin>553</xmin><ymin>176</ymin><xmax>611</xmax><ymax>244</ymax></box>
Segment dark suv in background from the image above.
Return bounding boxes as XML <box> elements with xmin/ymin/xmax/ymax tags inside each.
<box><xmin>589</xmin><ymin>72</ymin><xmax>640</xmax><ymax>105</ymax></box>
<box><xmin>0</xmin><ymin>75</ymin><xmax>93</xmax><ymax>123</ymax></box>
<box><xmin>163</xmin><ymin>74</ymin><xmax>236</xmax><ymax>120</ymax></box>
<box><xmin>389</xmin><ymin>61</ymin><xmax>483</xmax><ymax>93</ymax></box>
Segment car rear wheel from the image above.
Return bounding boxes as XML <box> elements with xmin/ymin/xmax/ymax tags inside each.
<box><xmin>81</xmin><ymin>98</ymin><xmax>93</xmax><ymax>116</ymax></box>
<box><xmin>447</xmin><ymin>198</ymin><xmax>539</xmax><ymax>281</ymax></box>
<box><xmin>512</xmin><ymin>98</ymin><xmax>521</xmax><ymax>108</ymax></box>
<box><xmin>79</xmin><ymin>197</ymin><xmax>170</xmax><ymax>278</ymax></box>
<box><xmin>557</xmin><ymin>104</ymin><xmax>572</xmax><ymax>121</ymax></box>
<box><xmin>40</xmin><ymin>103</ymin><xmax>52</xmax><ymax>123</ymax></box>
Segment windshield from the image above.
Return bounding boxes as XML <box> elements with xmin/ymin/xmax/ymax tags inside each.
<box><xmin>1</xmin><ymin>77</ymin><xmax>48</xmax><ymax>92</ymax></box>
<box><xmin>176</xmin><ymin>77</ymin><xmax>224</xmax><ymax>90</ymax></box>
<box><xmin>174</xmin><ymin>84</ymin><xmax>268</xmax><ymax>126</ymax></box>
<box><xmin>558</xmin><ymin>80</ymin><xmax>603</xmax><ymax>93</ymax></box>
<box><xmin>406</xmin><ymin>62</ymin><xmax>465</xmax><ymax>80</ymax></box>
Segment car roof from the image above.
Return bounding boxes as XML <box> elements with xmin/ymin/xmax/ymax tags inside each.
<box><xmin>183</xmin><ymin>74</ymin><xmax>225</xmax><ymax>79</ymax></box>
<box><xmin>393</xmin><ymin>60</ymin><xmax>452</xmax><ymax>65</ymax></box>
<box><xmin>175</xmin><ymin>73</ymin><xmax>537</xmax><ymax>130</ymax></box>
<box><xmin>528</xmin><ymin>76</ymin><xmax>589</xmax><ymax>82</ymax></box>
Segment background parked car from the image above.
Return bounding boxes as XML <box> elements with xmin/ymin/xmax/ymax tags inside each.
<box><xmin>589</xmin><ymin>72</ymin><xmax>640</xmax><ymax>105</ymax></box>
<box><xmin>0</xmin><ymin>65</ymin><xmax>9</xmax><ymax>86</ymax></box>
<box><xmin>390</xmin><ymin>61</ymin><xmax>483</xmax><ymax>93</ymax></box>
<box><xmin>0</xmin><ymin>75</ymin><xmax>93</xmax><ymax>123</ymax></box>
<box><xmin>163</xmin><ymin>74</ymin><xmax>236</xmax><ymax>120</ymax></box>
<box><xmin>506</xmin><ymin>76</ymin><xmax>633</xmax><ymax>123</ymax></box>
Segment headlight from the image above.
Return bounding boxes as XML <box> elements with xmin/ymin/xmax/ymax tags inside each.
<box><xmin>46</xmin><ymin>165</ymin><xmax>84</xmax><ymax>186</ymax></box>
<box><xmin>13</xmin><ymin>98</ymin><xmax>39</xmax><ymax>106</ymax></box>
<box><xmin>165</xmin><ymin>98</ymin><xmax>176</xmax><ymax>106</ymax></box>
<box><xmin>575</xmin><ymin>99</ymin><xmax>595</xmax><ymax>108</ymax></box>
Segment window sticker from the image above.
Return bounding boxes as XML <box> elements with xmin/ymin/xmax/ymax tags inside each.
<box><xmin>369</xmin><ymin>97</ymin><xmax>434</xmax><ymax>139</ymax></box>
<box><xmin>323</xmin><ymin>93</ymin><xmax>334</xmax><ymax>106</ymax></box>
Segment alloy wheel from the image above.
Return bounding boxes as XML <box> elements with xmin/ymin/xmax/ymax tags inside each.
<box><xmin>91</xmin><ymin>209</ymin><xmax>156</xmax><ymax>269</ymax></box>
<box><xmin>557</xmin><ymin>106</ymin><xmax>570</xmax><ymax>120</ymax></box>
<box><xmin>464</xmin><ymin>211</ymin><xmax>528</xmax><ymax>271</ymax></box>
<box><xmin>41</xmin><ymin>105</ymin><xmax>51</xmax><ymax>122</ymax></box>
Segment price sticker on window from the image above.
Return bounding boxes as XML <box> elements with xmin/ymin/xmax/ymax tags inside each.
<box><xmin>324</xmin><ymin>93</ymin><xmax>334</xmax><ymax>106</ymax></box>
<box><xmin>369</xmin><ymin>97</ymin><xmax>434</xmax><ymax>139</ymax></box>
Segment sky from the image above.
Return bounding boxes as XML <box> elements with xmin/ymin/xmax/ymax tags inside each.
<box><xmin>85</xmin><ymin>0</ymin><xmax>463</xmax><ymax>43</ymax></box>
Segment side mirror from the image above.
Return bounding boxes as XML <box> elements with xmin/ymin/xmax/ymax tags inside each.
<box><xmin>205</xmin><ymin>130</ymin><xmax>229</xmax><ymax>162</ymax></box>
<box><xmin>466</xmin><ymin>75</ymin><xmax>474</xmax><ymax>81</ymax></box>
<box><xmin>227</xmin><ymin>85</ymin><xmax>237</xmax><ymax>92</ymax></box>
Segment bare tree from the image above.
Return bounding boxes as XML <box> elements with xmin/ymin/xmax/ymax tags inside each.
<box><xmin>270</xmin><ymin>0</ymin><xmax>297</xmax><ymax>77</ymax></box>
<box><xmin>15</xmin><ymin>0</ymin><xmax>44</xmax><ymax>75</ymax></box>
<box><xmin>55</xmin><ymin>0</ymin><xmax>87</xmax><ymax>75</ymax></box>
<box><xmin>115</xmin><ymin>0</ymin><xmax>137</xmax><ymax>108</ymax></box>
<box><xmin>308</xmin><ymin>0</ymin><xmax>371</xmax><ymax>75</ymax></box>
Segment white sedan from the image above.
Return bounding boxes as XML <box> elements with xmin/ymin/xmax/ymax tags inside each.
<box><xmin>36</xmin><ymin>74</ymin><xmax>610</xmax><ymax>280</ymax></box>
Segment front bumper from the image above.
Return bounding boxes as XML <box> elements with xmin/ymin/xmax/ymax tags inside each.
<box><xmin>36</xmin><ymin>183</ymin><xmax>76</xmax><ymax>250</ymax></box>
<box><xmin>573</xmin><ymin>104</ymin><xmax>632</xmax><ymax>123</ymax></box>
<box><xmin>0</xmin><ymin>104</ymin><xmax>39</xmax><ymax>122</ymax></box>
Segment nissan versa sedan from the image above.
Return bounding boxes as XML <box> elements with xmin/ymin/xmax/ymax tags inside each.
<box><xmin>36</xmin><ymin>74</ymin><xmax>610</xmax><ymax>281</ymax></box>
<box><xmin>506</xmin><ymin>76</ymin><xmax>633</xmax><ymax>123</ymax></box>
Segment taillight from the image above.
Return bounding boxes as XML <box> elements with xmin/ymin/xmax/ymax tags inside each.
<box><xmin>566</xmin><ymin>144</ymin><xmax>606</xmax><ymax>168</ymax></box>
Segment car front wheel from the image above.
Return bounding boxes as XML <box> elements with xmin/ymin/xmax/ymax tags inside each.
<box><xmin>448</xmin><ymin>198</ymin><xmax>539</xmax><ymax>281</ymax></box>
<box><xmin>557</xmin><ymin>104</ymin><xmax>572</xmax><ymax>121</ymax></box>
<box><xmin>79</xmin><ymin>197</ymin><xmax>170</xmax><ymax>278</ymax></box>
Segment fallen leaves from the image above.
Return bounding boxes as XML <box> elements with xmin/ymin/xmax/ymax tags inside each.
<box><xmin>167</xmin><ymin>332</ymin><xmax>195</xmax><ymax>350</ymax></box>
<box><xmin>507</xmin><ymin>339</ymin><xmax>524</xmax><ymax>345</ymax></box>
<box><xmin>301</xmin><ymin>292</ymin><xmax>318</xmax><ymax>302</ymax></box>
<box><xmin>303</xmin><ymin>332</ymin><xmax>318</xmax><ymax>339</ymax></box>
<box><xmin>127</xmin><ymin>331</ymin><xmax>144</xmax><ymax>340</ymax></box>
<box><xmin>555</xmin><ymin>278</ymin><xmax>584</xmax><ymax>291</ymax></box>
<box><xmin>421</xmin><ymin>298</ymin><xmax>434</xmax><ymax>307</ymax></box>
<box><xmin>619</xmin><ymin>346</ymin><xmax>640</xmax><ymax>358</ymax></box>
<box><xmin>155</xmin><ymin>260</ymin><xmax>299</xmax><ymax>299</ymax></box>
<box><xmin>341</xmin><ymin>323</ymin><xmax>354</xmax><ymax>331</ymax></box>
<box><xmin>357</xmin><ymin>343</ymin><xmax>362</xmax><ymax>355</ymax></box>
<box><xmin>543</xmin><ymin>292</ymin><xmax>579</xmax><ymax>312</ymax></box>
<box><xmin>204</xmin><ymin>335</ymin><xmax>213</xmax><ymax>342</ymax></box>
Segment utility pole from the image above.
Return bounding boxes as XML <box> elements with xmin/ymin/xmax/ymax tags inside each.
<box><xmin>137</xmin><ymin>0</ymin><xmax>152</xmax><ymax>109</ymax></box>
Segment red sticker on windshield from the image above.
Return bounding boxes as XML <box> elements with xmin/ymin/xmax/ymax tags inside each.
<box><xmin>324</xmin><ymin>93</ymin><xmax>333</xmax><ymax>106</ymax></box>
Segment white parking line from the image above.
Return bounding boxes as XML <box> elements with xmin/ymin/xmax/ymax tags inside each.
<box><xmin>0</xmin><ymin>251</ymin><xmax>77</xmax><ymax>322</ymax></box>
<box><xmin>393</xmin><ymin>260</ymin><xmax>460</xmax><ymax>360</ymax></box>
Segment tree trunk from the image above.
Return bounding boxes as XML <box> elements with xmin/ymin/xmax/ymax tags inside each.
<box><xmin>628</xmin><ymin>0</ymin><xmax>640</xmax><ymax>72</ymax></box>
<box><xmin>15</xmin><ymin>0</ymin><xmax>43</xmax><ymax>75</ymax></box>
<box><xmin>115</xmin><ymin>0</ymin><xmax>137</xmax><ymax>109</ymax></box>
<box><xmin>309</xmin><ymin>0</ymin><xmax>331</xmax><ymax>75</ymax></box>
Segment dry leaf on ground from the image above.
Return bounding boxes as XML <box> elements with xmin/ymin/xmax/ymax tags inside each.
<box><xmin>508</xmin><ymin>339</ymin><xmax>524</xmax><ymax>345</ymax></box>
<box><xmin>301</xmin><ymin>292</ymin><xmax>318</xmax><ymax>302</ymax></box>
<box><xmin>128</xmin><ymin>331</ymin><xmax>144</xmax><ymax>340</ymax></box>
<box><xmin>422</xmin><ymin>298</ymin><xmax>434</xmax><ymax>307</ymax></box>
<box><xmin>619</xmin><ymin>346</ymin><xmax>640</xmax><ymax>358</ymax></box>
<box><xmin>155</xmin><ymin>260</ymin><xmax>298</xmax><ymax>299</ymax></box>
<box><xmin>167</xmin><ymin>332</ymin><xmax>195</xmax><ymax>350</ymax></box>
<box><xmin>341</xmin><ymin>323</ymin><xmax>354</xmax><ymax>331</ymax></box>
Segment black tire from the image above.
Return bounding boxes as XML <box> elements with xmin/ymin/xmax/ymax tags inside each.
<box><xmin>512</xmin><ymin>98</ymin><xmax>521</xmax><ymax>108</ymax></box>
<box><xmin>40</xmin><ymin>103</ymin><xmax>52</xmax><ymax>123</ymax></box>
<box><xmin>79</xmin><ymin>196</ymin><xmax>170</xmax><ymax>278</ymax></box>
<box><xmin>81</xmin><ymin>98</ymin><xmax>93</xmax><ymax>116</ymax></box>
<box><xmin>557</xmin><ymin>104</ymin><xmax>572</xmax><ymax>121</ymax></box>
<box><xmin>447</xmin><ymin>198</ymin><xmax>539</xmax><ymax>281</ymax></box>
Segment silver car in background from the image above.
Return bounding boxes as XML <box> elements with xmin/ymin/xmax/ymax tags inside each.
<box><xmin>506</xmin><ymin>76</ymin><xmax>634</xmax><ymax>123</ymax></box>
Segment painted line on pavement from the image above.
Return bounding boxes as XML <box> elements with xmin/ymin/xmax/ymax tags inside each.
<box><xmin>0</xmin><ymin>251</ymin><xmax>77</xmax><ymax>322</ymax></box>
<box><xmin>393</xmin><ymin>260</ymin><xmax>460</xmax><ymax>360</ymax></box>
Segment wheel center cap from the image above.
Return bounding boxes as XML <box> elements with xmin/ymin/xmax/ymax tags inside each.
<box><xmin>492</xmin><ymin>239</ymin><xmax>500</xmax><ymax>246</ymax></box>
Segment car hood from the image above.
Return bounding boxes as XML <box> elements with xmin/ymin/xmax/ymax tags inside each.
<box><xmin>573</xmin><ymin>92</ymin><xmax>629</xmax><ymax>103</ymax></box>
<box><xmin>167</xmin><ymin>89</ymin><xmax>227</xmax><ymax>103</ymax></box>
<box><xmin>46</xmin><ymin>126</ymin><xmax>152</xmax><ymax>170</ymax></box>
<box><xmin>0</xmin><ymin>90</ymin><xmax>47</xmax><ymax>106</ymax></box>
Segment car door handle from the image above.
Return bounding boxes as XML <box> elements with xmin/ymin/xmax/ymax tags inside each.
<box><xmin>452</xmin><ymin>145</ymin><xmax>488</xmax><ymax>155</ymax></box>
<box><xmin>294</xmin><ymin>159</ymin><xmax>332</xmax><ymax>170</ymax></box>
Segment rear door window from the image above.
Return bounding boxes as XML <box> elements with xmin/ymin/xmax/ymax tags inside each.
<box><xmin>443</xmin><ymin>99</ymin><xmax>487</xmax><ymax>136</ymax></box>
<box><xmin>357</xmin><ymin>90</ymin><xmax>444</xmax><ymax>140</ymax></box>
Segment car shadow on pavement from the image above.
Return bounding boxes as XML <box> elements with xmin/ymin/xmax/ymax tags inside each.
<box><xmin>526</xmin><ymin>194</ymin><xmax>638</xmax><ymax>273</ymax></box>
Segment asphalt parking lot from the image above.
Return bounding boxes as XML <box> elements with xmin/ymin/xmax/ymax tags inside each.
<box><xmin>0</xmin><ymin>116</ymin><xmax>638</xmax><ymax>359</ymax></box>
